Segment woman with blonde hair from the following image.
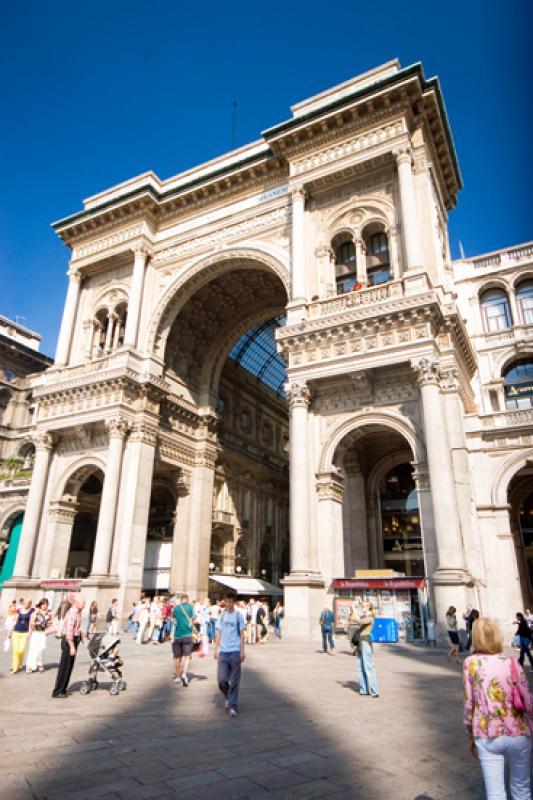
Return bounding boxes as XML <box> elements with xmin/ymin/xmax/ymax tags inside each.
<box><xmin>463</xmin><ymin>617</ymin><xmax>532</xmax><ymax>799</ymax></box>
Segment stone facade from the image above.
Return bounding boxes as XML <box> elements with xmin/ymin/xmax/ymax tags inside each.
<box><xmin>1</xmin><ymin>60</ymin><xmax>532</xmax><ymax>638</ymax></box>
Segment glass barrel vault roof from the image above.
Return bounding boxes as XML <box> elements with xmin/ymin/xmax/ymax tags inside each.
<box><xmin>228</xmin><ymin>316</ymin><xmax>286</xmax><ymax>397</ymax></box>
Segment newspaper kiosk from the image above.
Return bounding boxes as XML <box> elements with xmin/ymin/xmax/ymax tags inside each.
<box><xmin>333</xmin><ymin>572</ymin><xmax>427</xmax><ymax>642</ymax></box>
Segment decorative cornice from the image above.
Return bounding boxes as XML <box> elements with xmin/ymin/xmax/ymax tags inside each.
<box><xmin>130</xmin><ymin>423</ymin><xmax>158</xmax><ymax>447</ymax></box>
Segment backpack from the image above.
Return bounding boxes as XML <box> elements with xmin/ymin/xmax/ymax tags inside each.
<box><xmin>106</xmin><ymin>608</ymin><xmax>113</xmax><ymax>623</ymax></box>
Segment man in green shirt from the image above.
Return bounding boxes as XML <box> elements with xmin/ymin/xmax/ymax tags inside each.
<box><xmin>172</xmin><ymin>594</ymin><xmax>194</xmax><ymax>686</ymax></box>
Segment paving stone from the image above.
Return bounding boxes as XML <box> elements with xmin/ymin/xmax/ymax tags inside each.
<box><xmin>2</xmin><ymin>635</ymin><xmax>531</xmax><ymax>799</ymax></box>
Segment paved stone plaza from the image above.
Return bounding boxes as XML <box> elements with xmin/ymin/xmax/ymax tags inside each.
<box><xmin>2</xmin><ymin>634</ymin><xmax>529</xmax><ymax>800</ymax></box>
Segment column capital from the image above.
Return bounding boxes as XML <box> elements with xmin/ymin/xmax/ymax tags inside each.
<box><xmin>316</xmin><ymin>471</ymin><xmax>344</xmax><ymax>503</ymax></box>
<box><xmin>285</xmin><ymin>382</ymin><xmax>310</xmax><ymax>409</ymax></box>
<box><xmin>130</xmin><ymin>422</ymin><xmax>158</xmax><ymax>446</ymax></box>
<box><xmin>291</xmin><ymin>185</ymin><xmax>307</xmax><ymax>203</ymax></box>
<box><xmin>133</xmin><ymin>245</ymin><xmax>150</xmax><ymax>260</ymax></box>
<box><xmin>412</xmin><ymin>357</ymin><xmax>441</xmax><ymax>388</ymax></box>
<box><xmin>439</xmin><ymin>366</ymin><xmax>460</xmax><ymax>393</ymax></box>
<box><xmin>32</xmin><ymin>431</ymin><xmax>54</xmax><ymax>452</ymax></box>
<box><xmin>105</xmin><ymin>418</ymin><xmax>130</xmax><ymax>440</ymax></box>
<box><xmin>393</xmin><ymin>145</ymin><xmax>412</xmax><ymax>166</ymax></box>
<box><xmin>48</xmin><ymin>500</ymin><xmax>78</xmax><ymax>524</ymax></box>
<box><xmin>176</xmin><ymin>469</ymin><xmax>192</xmax><ymax>496</ymax></box>
<box><xmin>67</xmin><ymin>268</ymin><xmax>83</xmax><ymax>284</ymax></box>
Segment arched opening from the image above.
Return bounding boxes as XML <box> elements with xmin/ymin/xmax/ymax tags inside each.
<box><xmin>0</xmin><ymin>389</ymin><xmax>11</xmax><ymax>425</ymax></box>
<box><xmin>503</xmin><ymin>359</ymin><xmax>533</xmax><ymax>410</ymax></box>
<box><xmin>363</xmin><ymin>224</ymin><xmax>391</xmax><ymax>286</ymax></box>
<box><xmin>18</xmin><ymin>441</ymin><xmax>35</xmax><ymax>471</ymax></box>
<box><xmin>480</xmin><ymin>287</ymin><xmax>512</xmax><ymax>332</ymax></box>
<box><xmin>516</xmin><ymin>279</ymin><xmax>533</xmax><ymax>325</ymax></box>
<box><xmin>143</xmin><ymin>485</ymin><xmax>176</xmax><ymax>594</ymax></box>
<box><xmin>332</xmin><ymin>233</ymin><xmax>357</xmax><ymax>294</ymax></box>
<box><xmin>259</xmin><ymin>541</ymin><xmax>273</xmax><ymax>583</ymax></box>
<box><xmin>155</xmin><ymin>259</ymin><xmax>289</xmax><ymax>596</ymax></box>
<box><xmin>65</xmin><ymin>471</ymin><xmax>103</xmax><ymax>578</ymax></box>
<box><xmin>508</xmin><ymin>462</ymin><xmax>533</xmax><ymax>607</ymax></box>
<box><xmin>0</xmin><ymin>512</ymin><xmax>24</xmax><ymax>587</ymax></box>
<box><xmin>380</xmin><ymin>463</ymin><xmax>422</xmax><ymax>576</ymax></box>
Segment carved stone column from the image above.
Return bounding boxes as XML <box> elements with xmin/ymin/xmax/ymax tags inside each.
<box><xmin>282</xmin><ymin>382</ymin><xmax>324</xmax><ymax>639</ymax></box>
<box><xmin>394</xmin><ymin>147</ymin><xmax>424</xmax><ymax>272</ymax></box>
<box><xmin>124</xmin><ymin>247</ymin><xmax>149</xmax><ymax>348</ymax></box>
<box><xmin>316</xmin><ymin>470</ymin><xmax>345</xmax><ymax>583</ymax></box>
<box><xmin>104</xmin><ymin>312</ymin><xmax>116</xmax><ymax>353</ymax></box>
<box><xmin>169</xmin><ymin>469</ymin><xmax>192</xmax><ymax>593</ymax></box>
<box><xmin>44</xmin><ymin>501</ymin><xmax>79</xmax><ymax>579</ymax></box>
<box><xmin>12</xmin><ymin>431</ymin><xmax>54</xmax><ymax>579</ymax></box>
<box><xmin>184</xmin><ymin>444</ymin><xmax>218</xmax><ymax>598</ymax></box>
<box><xmin>413</xmin><ymin>358</ymin><xmax>472</xmax><ymax>617</ymax></box>
<box><xmin>55</xmin><ymin>269</ymin><xmax>82</xmax><ymax>366</ymax></box>
<box><xmin>116</xmin><ymin>422</ymin><xmax>157</xmax><ymax>605</ymax></box>
<box><xmin>291</xmin><ymin>186</ymin><xmax>307</xmax><ymax>303</ymax></box>
<box><xmin>91</xmin><ymin>418</ymin><xmax>130</xmax><ymax>577</ymax></box>
<box><xmin>286</xmin><ymin>382</ymin><xmax>312</xmax><ymax>574</ymax></box>
<box><xmin>354</xmin><ymin>237</ymin><xmax>367</xmax><ymax>286</ymax></box>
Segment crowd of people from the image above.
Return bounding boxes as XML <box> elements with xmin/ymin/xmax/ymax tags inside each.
<box><xmin>3</xmin><ymin>591</ymin><xmax>533</xmax><ymax>795</ymax></box>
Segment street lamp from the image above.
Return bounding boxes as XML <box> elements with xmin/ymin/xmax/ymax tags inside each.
<box><xmin>209</xmin><ymin>562</ymin><xmax>215</xmax><ymax>572</ymax></box>
<box><xmin>236</xmin><ymin>565</ymin><xmax>242</xmax><ymax>574</ymax></box>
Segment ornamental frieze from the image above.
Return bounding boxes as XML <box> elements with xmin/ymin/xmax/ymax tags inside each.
<box><xmin>152</xmin><ymin>207</ymin><xmax>290</xmax><ymax>265</ymax></box>
<box><xmin>292</xmin><ymin>120</ymin><xmax>407</xmax><ymax>177</ymax></box>
<box><xmin>72</xmin><ymin>224</ymin><xmax>147</xmax><ymax>260</ymax></box>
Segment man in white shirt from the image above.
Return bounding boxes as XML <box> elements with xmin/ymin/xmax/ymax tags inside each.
<box><xmin>214</xmin><ymin>591</ymin><xmax>245</xmax><ymax>717</ymax></box>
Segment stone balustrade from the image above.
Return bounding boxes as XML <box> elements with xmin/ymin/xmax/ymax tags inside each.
<box><xmin>471</xmin><ymin>241</ymin><xmax>533</xmax><ymax>269</ymax></box>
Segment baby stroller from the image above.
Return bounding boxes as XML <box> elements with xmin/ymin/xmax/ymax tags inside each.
<box><xmin>79</xmin><ymin>633</ymin><xmax>126</xmax><ymax>696</ymax></box>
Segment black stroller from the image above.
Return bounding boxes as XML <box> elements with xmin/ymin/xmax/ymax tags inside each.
<box><xmin>79</xmin><ymin>633</ymin><xmax>126</xmax><ymax>696</ymax></box>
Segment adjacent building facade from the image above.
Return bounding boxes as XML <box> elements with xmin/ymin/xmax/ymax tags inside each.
<box><xmin>1</xmin><ymin>60</ymin><xmax>531</xmax><ymax>635</ymax></box>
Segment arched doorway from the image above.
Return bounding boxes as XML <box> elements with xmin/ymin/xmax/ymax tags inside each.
<box><xmin>0</xmin><ymin>512</ymin><xmax>24</xmax><ymax>587</ymax></box>
<box><xmin>380</xmin><ymin>464</ymin><xmax>423</xmax><ymax>576</ymax></box>
<box><xmin>508</xmin><ymin>462</ymin><xmax>533</xmax><ymax>607</ymax></box>
<box><xmin>65</xmin><ymin>471</ymin><xmax>103</xmax><ymax>578</ymax></box>
<box><xmin>143</xmin><ymin>485</ymin><xmax>176</xmax><ymax>594</ymax></box>
<box><xmin>154</xmin><ymin>257</ymin><xmax>290</xmax><ymax>597</ymax></box>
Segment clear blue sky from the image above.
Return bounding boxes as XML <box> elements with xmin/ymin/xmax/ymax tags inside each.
<box><xmin>1</xmin><ymin>0</ymin><xmax>531</xmax><ymax>357</ymax></box>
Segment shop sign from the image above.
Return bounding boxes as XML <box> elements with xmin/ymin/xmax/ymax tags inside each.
<box><xmin>40</xmin><ymin>579</ymin><xmax>81</xmax><ymax>590</ymax></box>
<box><xmin>333</xmin><ymin>578</ymin><xmax>425</xmax><ymax>590</ymax></box>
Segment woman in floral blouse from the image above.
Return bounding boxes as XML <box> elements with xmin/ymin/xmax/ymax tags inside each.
<box><xmin>463</xmin><ymin>617</ymin><xmax>532</xmax><ymax>799</ymax></box>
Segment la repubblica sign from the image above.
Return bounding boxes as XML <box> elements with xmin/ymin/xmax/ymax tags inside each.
<box><xmin>332</xmin><ymin>578</ymin><xmax>425</xmax><ymax>590</ymax></box>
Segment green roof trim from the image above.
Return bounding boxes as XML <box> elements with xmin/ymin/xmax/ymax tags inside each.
<box><xmin>52</xmin><ymin>149</ymin><xmax>273</xmax><ymax>231</ymax></box>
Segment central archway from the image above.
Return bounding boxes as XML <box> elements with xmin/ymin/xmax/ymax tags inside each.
<box><xmin>150</xmin><ymin>253</ymin><xmax>290</xmax><ymax>599</ymax></box>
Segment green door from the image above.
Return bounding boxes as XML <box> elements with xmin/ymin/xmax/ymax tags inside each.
<box><xmin>0</xmin><ymin>513</ymin><xmax>23</xmax><ymax>587</ymax></box>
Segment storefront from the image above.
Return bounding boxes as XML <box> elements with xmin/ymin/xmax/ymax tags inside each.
<box><xmin>333</xmin><ymin>575</ymin><xmax>428</xmax><ymax>642</ymax></box>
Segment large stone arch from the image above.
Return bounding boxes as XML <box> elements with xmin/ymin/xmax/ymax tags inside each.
<box><xmin>319</xmin><ymin>409</ymin><xmax>424</xmax><ymax>474</ymax></box>
<box><xmin>492</xmin><ymin>449</ymin><xmax>533</xmax><ymax>507</ymax></box>
<box><xmin>53</xmin><ymin>455</ymin><xmax>107</xmax><ymax>500</ymax></box>
<box><xmin>0</xmin><ymin>503</ymin><xmax>25</xmax><ymax>535</ymax></box>
<box><xmin>146</xmin><ymin>247</ymin><xmax>291</xmax><ymax>357</ymax></box>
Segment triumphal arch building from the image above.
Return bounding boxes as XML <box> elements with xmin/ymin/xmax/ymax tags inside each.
<box><xmin>2</xmin><ymin>59</ymin><xmax>532</xmax><ymax>635</ymax></box>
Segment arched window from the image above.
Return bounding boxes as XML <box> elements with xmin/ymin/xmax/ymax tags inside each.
<box><xmin>333</xmin><ymin>237</ymin><xmax>357</xmax><ymax>294</ymax></box>
<box><xmin>0</xmin><ymin>390</ymin><xmax>10</xmax><ymax>426</ymax></box>
<box><xmin>503</xmin><ymin>359</ymin><xmax>533</xmax><ymax>410</ymax></box>
<box><xmin>480</xmin><ymin>288</ymin><xmax>512</xmax><ymax>332</ymax></box>
<box><xmin>364</xmin><ymin>228</ymin><xmax>391</xmax><ymax>286</ymax></box>
<box><xmin>517</xmin><ymin>280</ymin><xmax>533</xmax><ymax>325</ymax></box>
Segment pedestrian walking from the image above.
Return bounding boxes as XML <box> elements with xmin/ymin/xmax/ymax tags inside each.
<box><xmin>151</xmin><ymin>597</ymin><xmax>163</xmax><ymax>644</ymax></box>
<box><xmin>355</xmin><ymin>602</ymin><xmax>380</xmax><ymax>698</ymax></box>
<box><xmin>463</xmin><ymin>617</ymin><xmax>532</xmax><ymax>799</ymax></box>
<box><xmin>256</xmin><ymin>601</ymin><xmax>268</xmax><ymax>644</ymax></box>
<box><xmin>10</xmin><ymin>598</ymin><xmax>34</xmax><ymax>673</ymax></box>
<box><xmin>136</xmin><ymin>599</ymin><xmax>150</xmax><ymax>644</ymax></box>
<box><xmin>26</xmin><ymin>598</ymin><xmax>53</xmax><ymax>673</ymax></box>
<box><xmin>319</xmin><ymin>605</ymin><xmax>335</xmax><ymax>655</ymax></box>
<box><xmin>3</xmin><ymin>600</ymin><xmax>17</xmax><ymax>653</ymax></box>
<box><xmin>246</xmin><ymin>599</ymin><xmax>257</xmax><ymax>645</ymax></box>
<box><xmin>446</xmin><ymin>606</ymin><xmax>461</xmax><ymax>664</ymax></box>
<box><xmin>87</xmin><ymin>601</ymin><xmax>98</xmax><ymax>634</ymax></box>
<box><xmin>172</xmin><ymin>593</ymin><xmax>194</xmax><ymax>686</ymax></box>
<box><xmin>52</xmin><ymin>595</ymin><xmax>85</xmax><ymax>698</ymax></box>
<box><xmin>515</xmin><ymin>612</ymin><xmax>533</xmax><ymax>671</ymax></box>
<box><xmin>426</xmin><ymin>617</ymin><xmax>437</xmax><ymax>647</ymax></box>
<box><xmin>273</xmin><ymin>601</ymin><xmax>284</xmax><ymax>638</ymax></box>
<box><xmin>123</xmin><ymin>601</ymin><xmax>136</xmax><ymax>634</ymax></box>
<box><xmin>208</xmin><ymin>599</ymin><xmax>219</xmax><ymax>643</ymax></box>
<box><xmin>214</xmin><ymin>591</ymin><xmax>245</xmax><ymax>717</ymax></box>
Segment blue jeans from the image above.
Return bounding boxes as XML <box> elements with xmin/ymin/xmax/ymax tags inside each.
<box><xmin>518</xmin><ymin>637</ymin><xmax>533</xmax><ymax>667</ymax></box>
<box><xmin>131</xmin><ymin>621</ymin><xmax>139</xmax><ymax>640</ymax></box>
<box><xmin>476</xmin><ymin>735</ymin><xmax>531</xmax><ymax>800</ymax></box>
<box><xmin>321</xmin><ymin>629</ymin><xmax>334</xmax><ymax>653</ymax></box>
<box><xmin>357</xmin><ymin>641</ymin><xmax>379</xmax><ymax>696</ymax></box>
<box><xmin>217</xmin><ymin>651</ymin><xmax>241</xmax><ymax>711</ymax></box>
<box><xmin>208</xmin><ymin>618</ymin><xmax>217</xmax><ymax>643</ymax></box>
<box><xmin>274</xmin><ymin>617</ymin><xmax>281</xmax><ymax>638</ymax></box>
<box><xmin>124</xmin><ymin>617</ymin><xmax>134</xmax><ymax>633</ymax></box>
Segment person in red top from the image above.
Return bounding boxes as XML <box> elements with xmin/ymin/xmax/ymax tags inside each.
<box><xmin>52</xmin><ymin>595</ymin><xmax>85</xmax><ymax>698</ymax></box>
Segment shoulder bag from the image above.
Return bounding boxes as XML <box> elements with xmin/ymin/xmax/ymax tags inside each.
<box><xmin>179</xmin><ymin>605</ymin><xmax>201</xmax><ymax>645</ymax></box>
